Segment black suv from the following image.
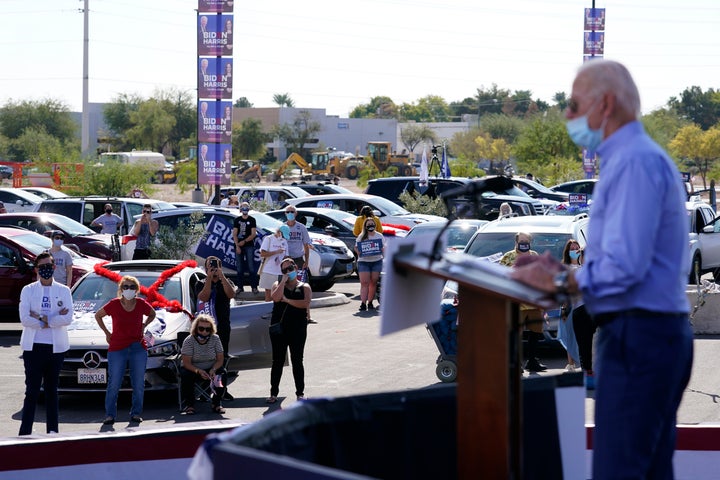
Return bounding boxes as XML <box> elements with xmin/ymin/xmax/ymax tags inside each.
<box><xmin>365</xmin><ymin>176</ymin><xmax>545</xmax><ymax>220</ymax></box>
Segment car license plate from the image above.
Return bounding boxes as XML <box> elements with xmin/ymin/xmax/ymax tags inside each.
<box><xmin>78</xmin><ymin>368</ymin><xmax>107</xmax><ymax>384</ymax></box>
<box><xmin>346</xmin><ymin>263</ymin><xmax>354</xmax><ymax>272</ymax></box>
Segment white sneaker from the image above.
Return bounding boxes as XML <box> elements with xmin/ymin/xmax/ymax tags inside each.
<box><xmin>564</xmin><ymin>363</ymin><xmax>577</xmax><ymax>372</ymax></box>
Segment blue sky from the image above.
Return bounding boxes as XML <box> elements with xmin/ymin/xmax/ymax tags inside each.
<box><xmin>1</xmin><ymin>0</ymin><xmax>719</xmax><ymax>116</ymax></box>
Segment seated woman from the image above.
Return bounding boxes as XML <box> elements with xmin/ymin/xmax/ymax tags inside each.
<box><xmin>180</xmin><ymin>314</ymin><xmax>227</xmax><ymax>414</ymax></box>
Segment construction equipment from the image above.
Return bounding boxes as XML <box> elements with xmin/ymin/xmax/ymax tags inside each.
<box><xmin>234</xmin><ymin>160</ymin><xmax>262</xmax><ymax>182</ymax></box>
<box><xmin>271</xmin><ymin>152</ymin><xmax>365</xmax><ymax>181</ymax></box>
<box><xmin>366</xmin><ymin>141</ymin><xmax>416</xmax><ymax>177</ymax></box>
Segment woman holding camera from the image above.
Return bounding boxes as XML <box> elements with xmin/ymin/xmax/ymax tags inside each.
<box><xmin>196</xmin><ymin>256</ymin><xmax>237</xmax><ymax>358</ymax></box>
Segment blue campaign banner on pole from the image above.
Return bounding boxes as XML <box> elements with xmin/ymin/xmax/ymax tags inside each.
<box><xmin>199</xmin><ymin>0</ymin><xmax>234</xmax><ymax>13</ymax></box>
<box><xmin>195</xmin><ymin>216</ymin><xmax>268</xmax><ymax>270</ymax></box>
<box><xmin>583</xmin><ymin>31</ymin><xmax>605</xmax><ymax>55</ymax></box>
<box><xmin>198</xmin><ymin>14</ymin><xmax>233</xmax><ymax>56</ymax></box>
<box><xmin>199</xmin><ymin>57</ymin><xmax>233</xmax><ymax>100</ymax></box>
<box><xmin>584</xmin><ymin>8</ymin><xmax>606</xmax><ymax>31</ymax></box>
<box><xmin>198</xmin><ymin>143</ymin><xmax>232</xmax><ymax>185</ymax></box>
<box><xmin>198</xmin><ymin>100</ymin><xmax>233</xmax><ymax>143</ymax></box>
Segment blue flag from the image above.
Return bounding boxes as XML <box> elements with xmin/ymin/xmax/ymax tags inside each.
<box><xmin>441</xmin><ymin>147</ymin><xmax>451</xmax><ymax>178</ymax></box>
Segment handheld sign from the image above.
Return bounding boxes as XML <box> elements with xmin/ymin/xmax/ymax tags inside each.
<box><xmin>357</xmin><ymin>238</ymin><xmax>382</xmax><ymax>258</ymax></box>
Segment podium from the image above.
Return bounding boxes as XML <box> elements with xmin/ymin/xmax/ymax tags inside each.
<box><xmin>392</xmin><ymin>249</ymin><xmax>558</xmax><ymax>479</ymax></box>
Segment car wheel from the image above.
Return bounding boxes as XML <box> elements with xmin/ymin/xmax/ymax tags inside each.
<box><xmin>690</xmin><ymin>254</ymin><xmax>702</xmax><ymax>284</ymax></box>
<box><xmin>436</xmin><ymin>360</ymin><xmax>457</xmax><ymax>383</ymax></box>
<box><xmin>310</xmin><ymin>279</ymin><xmax>335</xmax><ymax>292</ymax></box>
<box><xmin>402</xmin><ymin>165</ymin><xmax>413</xmax><ymax>177</ymax></box>
<box><xmin>345</xmin><ymin>165</ymin><xmax>359</xmax><ymax>180</ymax></box>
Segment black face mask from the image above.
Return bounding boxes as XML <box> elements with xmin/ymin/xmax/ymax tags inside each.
<box><xmin>517</xmin><ymin>242</ymin><xmax>531</xmax><ymax>253</ymax></box>
<box><xmin>105</xmin><ymin>209</ymin><xmax>112</xmax><ymax>214</ymax></box>
<box><xmin>366</xmin><ymin>225</ymin><xmax>375</xmax><ymax>231</ymax></box>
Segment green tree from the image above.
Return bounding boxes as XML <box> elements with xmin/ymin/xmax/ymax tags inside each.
<box><xmin>0</xmin><ymin>99</ymin><xmax>77</xmax><ymax>161</ymax></box>
<box><xmin>398</xmin><ymin>95</ymin><xmax>452</xmax><ymax>122</ymax></box>
<box><xmin>398</xmin><ymin>191</ymin><xmax>448</xmax><ymax>216</ymax></box>
<box><xmin>668</xmin><ymin>86</ymin><xmax>720</xmax><ymax>130</ymax></box>
<box><xmin>399</xmin><ymin>124</ymin><xmax>436</xmax><ymax>154</ymax></box>
<box><xmin>479</xmin><ymin>113</ymin><xmax>525</xmax><ymax>143</ymax></box>
<box><xmin>512</xmin><ymin>111</ymin><xmax>580</xmax><ymax>167</ymax></box>
<box><xmin>126</xmin><ymin>99</ymin><xmax>176</xmax><ymax>152</ymax></box>
<box><xmin>670</xmin><ymin>124</ymin><xmax>720</xmax><ymax>189</ymax></box>
<box><xmin>11</xmin><ymin>126</ymin><xmax>78</xmax><ymax>171</ymax></box>
<box><xmin>273</xmin><ymin>93</ymin><xmax>295</xmax><ymax>108</ymax></box>
<box><xmin>641</xmin><ymin>108</ymin><xmax>689</xmax><ymax>152</ymax></box>
<box><xmin>234</xmin><ymin>97</ymin><xmax>253</xmax><ymax>108</ymax></box>
<box><xmin>553</xmin><ymin>92</ymin><xmax>569</xmax><ymax>111</ymax></box>
<box><xmin>102</xmin><ymin>90</ymin><xmax>194</xmax><ymax>158</ymax></box>
<box><xmin>272</xmin><ymin>110</ymin><xmax>321</xmax><ymax>159</ymax></box>
<box><xmin>233</xmin><ymin>118</ymin><xmax>269</xmax><ymax>160</ymax></box>
<box><xmin>349</xmin><ymin>96</ymin><xmax>397</xmax><ymax>119</ymax></box>
<box><xmin>475</xmin><ymin>85</ymin><xmax>510</xmax><ymax>116</ymax></box>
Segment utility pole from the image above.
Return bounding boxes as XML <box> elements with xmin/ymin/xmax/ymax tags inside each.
<box><xmin>81</xmin><ymin>0</ymin><xmax>90</xmax><ymax>157</ymax></box>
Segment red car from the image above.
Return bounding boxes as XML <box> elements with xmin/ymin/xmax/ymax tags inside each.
<box><xmin>0</xmin><ymin>212</ymin><xmax>114</xmax><ymax>260</ymax></box>
<box><xmin>0</xmin><ymin>227</ymin><xmax>102</xmax><ymax>321</ymax></box>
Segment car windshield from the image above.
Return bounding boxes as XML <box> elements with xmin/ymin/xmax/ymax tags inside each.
<box><xmin>72</xmin><ymin>273</ymin><xmax>182</xmax><ymax>303</ymax></box>
<box><xmin>520</xmin><ymin>179</ymin><xmax>556</xmax><ymax>194</ymax></box>
<box><xmin>44</xmin><ymin>215</ymin><xmax>95</xmax><ymax>236</ymax></box>
<box><xmin>251</xmin><ymin>210</ymin><xmax>284</xmax><ymax>233</ymax></box>
<box><xmin>13</xmin><ymin>232</ymin><xmax>85</xmax><ymax>259</ymax></box>
<box><xmin>406</xmin><ymin>222</ymin><xmax>482</xmax><ymax>249</ymax></box>
<box><xmin>465</xmin><ymin>232</ymin><xmax>573</xmax><ymax>261</ymax></box>
<box><xmin>364</xmin><ymin>196</ymin><xmax>410</xmax><ymax>216</ymax></box>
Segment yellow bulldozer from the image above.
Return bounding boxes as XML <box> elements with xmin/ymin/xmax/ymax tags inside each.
<box><xmin>365</xmin><ymin>141</ymin><xmax>416</xmax><ymax>177</ymax></box>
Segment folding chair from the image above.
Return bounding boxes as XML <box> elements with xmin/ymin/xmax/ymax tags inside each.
<box><xmin>174</xmin><ymin>331</ymin><xmax>221</xmax><ymax>412</ymax></box>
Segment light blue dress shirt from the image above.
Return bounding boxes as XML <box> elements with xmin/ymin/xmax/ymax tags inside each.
<box><xmin>575</xmin><ymin>121</ymin><xmax>689</xmax><ymax>316</ymax></box>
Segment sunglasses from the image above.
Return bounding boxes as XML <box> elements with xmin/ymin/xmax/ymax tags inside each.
<box><xmin>282</xmin><ymin>264</ymin><xmax>296</xmax><ymax>273</ymax></box>
<box><xmin>121</xmin><ymin>284</ymin><xmax>138</xmax><ymax>290</ymax></box>
<box><xmin>143</xmin><ymin>210</ymin><xmax>151</xmax><ymax>214</ymax></box>
<box><xmin>53</xmin><ymin>236</ymin><xmax>64</xmax><ymax>240</ymax></box>
<box><xmin>197</xmin><ymin>326</ymin><xmax>212</xmax><ymax>333</ymax></box>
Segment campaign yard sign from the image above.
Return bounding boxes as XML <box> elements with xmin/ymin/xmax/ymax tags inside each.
<box><xmin>357</xmin><ymin>238</ymin><xmax>383</xmax><ymax>258</ymax></box>
<box><xmin>195</xmin><ymin>215</ymin><xmax>266</xmax><ymax>270</ymax></box>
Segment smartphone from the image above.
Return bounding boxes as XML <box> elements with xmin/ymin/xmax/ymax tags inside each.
<box><xmin>209</xmin><ymin>259</ymin><xmax>219</xmax><ymax>268</ymax></box>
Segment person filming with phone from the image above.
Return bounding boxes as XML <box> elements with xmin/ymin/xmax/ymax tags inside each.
<box><xmin>195</xmin><ymin>256</ymin><xmax>236</xmax><ymax>402</ymax></box>
<box><xmin>131</xmin><ymin>204</ymin><xmax>158</xmax><ymax>260</ymax></box>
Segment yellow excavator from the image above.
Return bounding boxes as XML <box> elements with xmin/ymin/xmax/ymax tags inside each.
<box><xmin>234</xmin><ymin>160</ymin><xmax>262</xmax><ymax>182</ymax></box>
<box><xmin>271</xmin><ymin>152</ymin><xmax>365</xmax><ymax>181</ymax></box>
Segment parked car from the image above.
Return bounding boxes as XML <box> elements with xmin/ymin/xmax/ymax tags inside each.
<box><xmin>446</xmin><ymin>214</ymin><xmax>590</xmax><ymax>343</ymax></box>
<box><xmin>404</xmin><ymin>219</ymin><xmax>488</xmax><ymax>252</ymax></box>
<box><xmin>121</xmin><ymin>207</ymin><xmax>355</xmax><ymax>292</ymax></box>
<box><xmin>285</xmin><ymin>193</ymin><xmax>446</xmax><ymax>230</ymax></box>
<box><xmin>549</xmin><ymin>179</ymin><xmax>599</xmax><ymax>198</ymax></box>
<box><xmin>19</xmin><ymin>186</ymin><xmax>69</xmax><ymax>200</ymax></box>
<box><xmin>509</xmin><ymin>176</ymin><xmax>570</xmax><ymax>203</ymax></box>
<box><xmin>36</xmin><ymin>196</ymin><xmax>177</xmax><ymax>235</ymax></box>
<box><xmin>208</xmin><ymin>185</ymin><xmax>311</xmax><ymax>208</ymax></box>
<box><xmin>687</xmin><ymin>197</ymin><xmax>720</xmax><ymax>283</ymax></box>
<box><xmin>0</xmin><ymin>212</ymin><xmax>114</xmax><ymax>260</ymax></box>
<box><xmin>0</xmin><ymin>227</ymin><xmax>102</xmax><ymax>320</ymax></box>
<box><xmin>0</xmin><ymin>187</ymin><xmax>44</xmax><ymax>213</ymax></box>
<box><xmin>60</xmin><ymin>259</ymin><xmax>274</xmax><ymax>392</ymax></box>
<box><xmin>365</xmin><ymin>176</ymin><xmax>546</xmax><ymax>219</ymax></box>
<box><xmin>265</xmin><ymin>207</ymin><xmax>407</xmax><ymax>255</ymax></box>
<box><xmin>283</xmin><ymin>182</ymin><xmax>354</xmax><ymax>195</ymax></box>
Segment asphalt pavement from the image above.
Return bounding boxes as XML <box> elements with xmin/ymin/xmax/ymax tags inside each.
<box><xmin>1</xmin><ymin>276</ymin><xmax>720</xmax><ymax>440</ymax></box>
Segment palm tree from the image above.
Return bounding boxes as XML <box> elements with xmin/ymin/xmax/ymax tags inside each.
<box><xmin>273</xmin><ymin>93</ymin><xmax>295</xmax><ymax>108</ymax></box>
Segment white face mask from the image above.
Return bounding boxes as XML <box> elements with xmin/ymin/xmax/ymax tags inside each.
<box><xmin>122</xmin><ymin>289</ymin><xmax>136</xmax><ymax>300</ymax></box>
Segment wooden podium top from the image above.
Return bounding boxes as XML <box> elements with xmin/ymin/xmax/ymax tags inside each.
<box><xmin>393</xmin><ymin>248</ymin><xmax>557</xmax><ymax>310</ymax></box>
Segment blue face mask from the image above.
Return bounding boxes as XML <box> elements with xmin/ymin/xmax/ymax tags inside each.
<box><xmin>286</xmin><ymin>212</ymin><xmax>295</xmax><ymax>221</ymax></box>
<box><xmin>566</xmin><ymin>102</ymin><xmax>606</xmax><ymax>152</ymax></box>
<box><xmin>287</xmin><ymin>270</ymin><xmax>298</xmax><ymax>281</ymax></box>
<box><xmin>569</xmin><ymin>250</ymin><xmax>581</xmax><ymax>261</ymax></box>
<box><xmin>38</xmin><ymin>264</ymin><xmax>54</xmax><ymax>280</ymax></box>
